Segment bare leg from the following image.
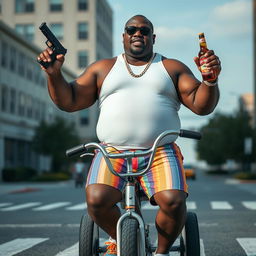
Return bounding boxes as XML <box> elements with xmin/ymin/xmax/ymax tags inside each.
<box><xmin>86</xmin><ymin>184</ymin><xmax>122</xmax><ymax>239</ymax></box>
<box><xmin>153</xmin><ymin>190</ymin><xmax>187</xmax><ymax>254</ymax></box>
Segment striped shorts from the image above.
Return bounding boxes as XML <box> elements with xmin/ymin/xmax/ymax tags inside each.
<box><xmin>86</xmin><ymin>143</ymin><xmax>188</xmax><ymax>204</ymax></box>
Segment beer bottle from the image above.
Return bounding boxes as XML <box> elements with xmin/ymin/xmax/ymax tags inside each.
<box><xmin>198</xmin><ymin>33</ymin><xmax>217</xmax><ymax>82</ymax></box>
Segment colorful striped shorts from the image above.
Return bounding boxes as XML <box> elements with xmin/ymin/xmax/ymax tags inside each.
<box><xmin>86</xmin><ymin>143</ymin><xmax>188</xmax><ymax>204</ymax></box>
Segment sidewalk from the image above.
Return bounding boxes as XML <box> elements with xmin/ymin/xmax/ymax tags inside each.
<box><xmin>0</xmin><ymin>181</ymin><xmax>72</xmax><ymax>195</ymax></box>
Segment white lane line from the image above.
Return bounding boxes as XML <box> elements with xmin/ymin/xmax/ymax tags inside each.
<box><xmin>0</xmin><ymin>202</ymin><xmax>41</xmax><ymax>211</ymax></box>
<box><xmin>210</xmin><ymin>201</ymin><xmax>233</xmax><ymax>210</ymax></box>
<box><xmin>242</xmin><ymin>201</ymin><xmax>256</xmax><ymax>210</ymax></box>
<box><xmin>55</xmin><ymin>242</ymin><xmax>78</xmax><ymax>256</ymax></box>
<box><xmin>237</xmin><ymin>238</ymin><xmax>256</xmax><ymax>256</ymax></box>
<box><xmin>33</xmin><ymin>202</ymin><xmax>71</xmax><ymax>211</ymax></box>
<box><xmin>200</xmin><ymin>239</ymin><xmax>206</xmax><ymax>256</ymax></box>
<box><xmin>66</xmin><ymin>203</ymin><xmax>87</xmax><ymax>210</ymax></box>
<box><xmin>0</xmin><ymin>238</ymin><xmax>48</xmax><ymax>256</ymax></box>
<box><xmin>0</xmin><ymin>224</ymin><xmax>62</xmax><ymax>228</ymax></box>
<box><xmin>186</xmin><ymin>201</ymin><xmax>197</xmax><ymax>210</ymax></box>
<box><xmin>0</xmin><ymin>203</ymin><xmax>12</xmax><ymax>208</ymax></box>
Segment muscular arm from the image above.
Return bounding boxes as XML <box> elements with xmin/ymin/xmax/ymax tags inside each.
<box><xmin>38</xmin><ymin>49</ymin><xmax>115</xmax><ymax>112</ymax></box>
<box><xmin>163</xmin><ymin>50</ymin><xmax>221</xmax><ymax>115</ymax></box>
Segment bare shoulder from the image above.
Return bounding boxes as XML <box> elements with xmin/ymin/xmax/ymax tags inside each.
<box><xmin>161</xmin><ymin>56</ymin><xmax>191</xmax><ymax>74</ymax></box>
<box><xmin>86</xmin><ymin>57</ymin><xmax>117</xmax><ymax>74</ymax></box>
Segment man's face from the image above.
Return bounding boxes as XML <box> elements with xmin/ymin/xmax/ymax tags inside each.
<box><xmin>123</xmin><ymin>17</ymin><xmax>155</xmax><ymax>57</ymax></box>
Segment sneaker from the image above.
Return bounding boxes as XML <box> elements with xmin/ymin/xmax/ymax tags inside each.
<box><xmin>104</xmin><ymin>240</ymin><xmax>117</xmax><ymax>256</ymax></box>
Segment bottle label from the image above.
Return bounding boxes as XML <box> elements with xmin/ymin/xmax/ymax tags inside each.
<box><xmin>199</xmin><ymin>57</ymin><xmax>217</xmax><ymax>81</ymax></box>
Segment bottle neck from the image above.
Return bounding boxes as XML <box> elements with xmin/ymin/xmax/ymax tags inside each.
<box><xmin>199</xmin><ymin>37</ymin><xmax>207</xmax><ymax>49</ymax></box>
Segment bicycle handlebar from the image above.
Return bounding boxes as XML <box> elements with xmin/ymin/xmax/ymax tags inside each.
<box><xmin>66</xmin><ymin>129</ymin><xmax>201</xmax><ymax>178</ymax></box>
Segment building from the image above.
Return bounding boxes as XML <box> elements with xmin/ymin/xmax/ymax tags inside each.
<box><xmin>0</xmin><ymin>0</ymin><xmax>113</xmax><ymax>141</ymax></box>
<box><xmin>239</xmin><ymin>93</ymin><xmax>254</xmax><ymax>126</ymax></box>
<box><xmin>0</xmin><ymin>20</ymin><xmax>77</xmax><ymax>178</ymax></box>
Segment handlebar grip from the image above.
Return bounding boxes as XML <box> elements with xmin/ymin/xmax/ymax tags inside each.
<box><xmin>179</xmin><ymin>129</ymin><xmax>202</xmax><ymax>140</ymax></box>
<box><xmin>66</xmin><ymin>144</ymin><xmax>85</xmax><ymax>157</ymax></box>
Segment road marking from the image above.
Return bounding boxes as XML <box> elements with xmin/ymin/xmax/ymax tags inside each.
<box><xmin>0</xmin><ymin>238</ymin><xmax>48</xmax><ymax>256</ymax></box>
<box><xmin>237</xmin><ymin>238</ymin><xmax>256</xmax><ymax>256</ymax></box>
<box><xmin>0</xmin><ymin>202</ymin><xmax>41</xmax><ymax>211</ymax></box>
<box><xmin>210</xmin><ymin>201</ymin><xmax>233</xmax><ymax>210</ymax></box>
<box><xmin>0</xmin><ymin>203</ymin><xmax>12</xmax><ymax>207</ymax></box>
<box><xmin>200</xmin><ymin>239</ymin><xmax>206</xmax><ymax>256</ymax></box>
<box><xmin>33</xmin><ymin>202</ymin><xmax>71</xmax><ymax>211</ymax></box>
<box><xmin>199</xmin><ymin>222</ymin><xmax>218</xmax><ymax>227</ymax></box>
<box><xmin>55</xmin><ymin>242</ymin><xmax>78</xmax><ymax>256</ymax></box>
<box><xmin>66</xmin><ymin>203</ymin><xmax>87</xmax><ymax>210</ymax></box>
<box><xmin>186</xmin><ymin>201</ymin><xmax>197</xmax><ymax>210</ymax></box>
<box><xmin>0</xmin><ymin>224</ymin><xmax>62</xmax><ymax>228</ymax></box>
<box><xmin>242</xmin><ymin>201</ymin><xmax>256</xmax><ymax>210</ymax></box>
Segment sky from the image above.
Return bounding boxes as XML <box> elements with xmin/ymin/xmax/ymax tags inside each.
<box><xmin>106</xmin><ymin>0</ymin><xmax>253</xmax><ymax>164</ymax></box>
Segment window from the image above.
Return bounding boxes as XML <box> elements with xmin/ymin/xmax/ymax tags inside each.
<box><xmin>1</xmin><ymin>41</ymin><xmax>8</xmax><ymax>68</ymax></box>
<box><xmin>78</xmin><ymin>22</ymin><xmax>88</xmax><ymax>39</ymax></box>
<box><xmin>78</xmin><ymin>0</ymin><xmax>87</xmax><ymax>10</ymax></box>
<box><xmin>78</xmin><ymin>50</ymin><xmax>88</xmax><ymax>68</ymax></box>
<box><xmin>10</xmin><ymin>47</ymin><xmax>17</xmax><ymax>71</ymax></box>
<box><xmin>50</xmin><ymin>23</ymin><xmax>63</xmax><ymax>40</ymax></box>
<box><xmin>10</xmin><ymin>88</ymin><xmax>16</xmax><ymax>114</ymax></box>
<box><xmin>15</xmin><ymin>24</ymin><xmax>34</xmax><ymax>41</ymax></box>
<box><xmin>15</xmin><ymin>0</ymin><xmax>34</xmax><ymax>13</ymax></box>
<box><xmin>18</xmin><ymin>52</ymin><xmax>25</xmax><ymax>77</ymax></box>
<box><xmin>18</xmin><ymin>92</ymin><xmax>26</xmax><ymax>116</ymax></box>
<box><xmin>80</xmin><ymin>109</ymin><xmax>89</xmax><ymax>125</ymax></box>
<box><xmin>1</xmin><ymin>86</ymin><xmax>8</xmax><ymax>112</ymax></box>
<box><xmin>49</xmin><ymin>0</ymin><xmax>62</xmax><ymax>12</ymax></box>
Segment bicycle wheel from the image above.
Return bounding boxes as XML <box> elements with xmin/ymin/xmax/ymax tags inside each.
<box><xmin>120</xmin><ymin>218</ymin><xmax>140</xmax><ymax>256</ymax></box>
<box><xmin>79</xmin><ymin>213</ymin><xmax>99</xmax><ymax>256</ymax></box>
<box><xmin>182</xmin><ymin>212</ymin><xmax>200</xmax><ymax>256</ymax></box>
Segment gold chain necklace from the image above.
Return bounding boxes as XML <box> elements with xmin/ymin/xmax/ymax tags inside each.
<box><xmin>123</xmin><ymin>53</ymin><xmax>155</xmax><ymax>78</ymax></box>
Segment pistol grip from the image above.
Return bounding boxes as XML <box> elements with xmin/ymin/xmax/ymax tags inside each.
<box><xmin>38</xmin><ymin>51</ymin><xmax>57</xmax><ymax>69</ymax></box>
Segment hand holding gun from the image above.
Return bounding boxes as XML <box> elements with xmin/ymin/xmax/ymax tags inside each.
<box><xmin>37</xmin><ymin>22</ymin><xmax>67</xmax><ymax>69</ymax></box>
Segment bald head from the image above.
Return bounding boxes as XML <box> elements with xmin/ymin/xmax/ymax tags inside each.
<box><xmin>125</xmin><ymin>15</ymin><xmax>154</xmax><ymax>32</ymax></box>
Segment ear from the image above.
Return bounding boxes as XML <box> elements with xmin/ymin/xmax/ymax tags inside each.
<box><xmin>122</xmin><ymin>33</ymin><xmax>125</xmax><ymax>43</ymax></box>
<box><xmin>152</xmin><ymin>34</ymin><xmax>156</xmax><ymax>45</ymax></box>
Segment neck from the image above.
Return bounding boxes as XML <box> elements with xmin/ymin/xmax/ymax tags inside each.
<box><xmin>124</xmin><ymin>52</ymin><xmax>154</xmax><ymax>65</ymax></box>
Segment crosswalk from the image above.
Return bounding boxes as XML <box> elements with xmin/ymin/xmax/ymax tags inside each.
<box><xmin>0</xmin><ymin>237</ymin><xmax>256</xmax><ymax>256</ymax></box>
<box><xmin>0</xmin><ymin>201</ymin><xmax>256</xmax><ymax>211</ymax></box>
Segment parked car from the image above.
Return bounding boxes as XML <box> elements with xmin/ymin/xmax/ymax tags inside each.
<box><xmin>184</xmin><ymin>164</ymin><xmax>196</xmax><ymax>180</ymax></box>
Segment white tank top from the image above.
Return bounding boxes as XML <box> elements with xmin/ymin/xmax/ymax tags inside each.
<box><xmin>96</xmin><ymin>53</ymin><xmax>181</xmax><ymax>149</ymax></box>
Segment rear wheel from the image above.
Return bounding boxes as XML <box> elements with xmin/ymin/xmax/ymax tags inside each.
<box><xmin>182</xmin><ymin>212</ymin><xmax>200</xmax><ymax>256</ymax></box>
<box><xmin>120</xmin><ymin>218</ymin><xmax>140</xmax><ymax>256</ymax></box>
<box><xmin>79</xmin><ymin>213</ymin><xmax>99</xmax><ymax>256</ymax></box>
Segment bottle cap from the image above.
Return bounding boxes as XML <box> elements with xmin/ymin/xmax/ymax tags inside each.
<box><xmin>198</xmin><ymin>32</ymin><xmax>205</xmax><ymax>38</ymax></box>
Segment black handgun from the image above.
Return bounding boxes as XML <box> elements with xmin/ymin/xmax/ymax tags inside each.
<box><xmin>38</xmin><ymin>22</ymin><xmax>67</xmax><ymax>69</ymax></box>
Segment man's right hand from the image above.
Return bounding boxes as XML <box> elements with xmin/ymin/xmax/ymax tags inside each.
<box><xmin>37</xmin><ymin>48</ymin><xmax>65</xmax><ymax>75</ymax></box>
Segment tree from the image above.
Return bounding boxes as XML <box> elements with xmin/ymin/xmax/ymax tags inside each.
<box><xmin>196</xmin><ymin>110</ymin><xmax>254</xmax><ymax>167</ymax></box>
<box><xmin>32</xmin><ymin>117</ymin><xmax>80</xmax><ymax>172</ymax></box>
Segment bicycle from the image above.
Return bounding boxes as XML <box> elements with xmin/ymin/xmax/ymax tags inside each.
<box><xmin>66</xmin><ymin>129</ymin><xmax>201</xmax><ymax>256</ymax></box>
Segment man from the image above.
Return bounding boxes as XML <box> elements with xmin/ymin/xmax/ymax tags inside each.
<box><xmin>38</xmin><ymin>15</ymin><xmax>221</xmax><ymax>256</ymax></box>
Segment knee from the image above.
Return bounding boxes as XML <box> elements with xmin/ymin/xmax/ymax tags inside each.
<box><xmin>156</xmin><ymin>191</ymin><xmax>186</xmax><ymax>215</ymax></box>
<box><xmin>86</xmin><ymin>185</ymin><xmax>122</xmax><ymax>214</ymax></box>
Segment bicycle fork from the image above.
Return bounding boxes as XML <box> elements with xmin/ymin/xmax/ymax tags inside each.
<box><xmin>116</xmin><ymin>158</ymin><xmax>146</xmax><ymax>256</ymax></box>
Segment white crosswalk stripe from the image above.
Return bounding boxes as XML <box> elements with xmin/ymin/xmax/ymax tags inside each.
<box><xmin>66</xmin><ymin>203</ymin><xmax>87</xmax><ymax>210</ymax></box>
<box><xmin>0</xmin><ymin>237</ymin><xmax>256</xmax><ymax>255</ymax></box>
<box><xmin>0</xmin><ymin>200</ymin><xmax>256</xmax><ymax>211</ymax></box>
<box><xmin>0</xmin><ymin>202</ymin><xmax>41</xmax><ymax>211</ymax></box>
<box><xmin>0</xmin><ymin>238</ymin><xmax>48</xmax><ymax>256</ymax></box>
<box><xmin>33</xmin><ymin>202</ymin><xmax>71</xmax><ymax>211</ymax></box>
<box><xmin>55</xmin><ymin>242</ymin><xmax>78</xmax><ymax>256</ymax></box>
<box><xmin>242</xmin><ymin>201</ymin><xmax>256</xmax><ymax>210</ymax></box>
<box><xmin>237</xmin><ymin>238</ymin><xmax>256</xmax><ymax>256</ymax></box>
<box><xmin>210</xmin><ymin>201</ymin><xmax>233</xmax><ymax>210</ymax></box>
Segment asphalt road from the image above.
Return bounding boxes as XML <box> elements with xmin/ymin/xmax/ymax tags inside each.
<box><xmin>0</xmin><ymin>170</ymin><xmax>255</xmax><ymax>256</ymax></box>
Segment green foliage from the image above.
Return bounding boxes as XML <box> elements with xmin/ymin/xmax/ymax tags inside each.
<box><xmin>32</xmin><ymin>117</ymin><xmax>80</xmax><ymax>172</ymax></box>
<box><xmin>196</xmin><ymin>110</ymin><xmax>255</xmax><ymax>165</ymax></box>
<box><xmin>2</xmin><ymin>167</ymin><xmax>37</xmax><ymax>182</ymax></box>
<box><xmin>234</xmin><ymin>172</ymin><xmax>256</xmax><ymax>180</ymax></box>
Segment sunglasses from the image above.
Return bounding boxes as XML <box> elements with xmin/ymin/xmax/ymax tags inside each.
<box><xmin>125</xmin><ymin>26</ymin><xmax>151</xmax><ymax>36</ymax></box>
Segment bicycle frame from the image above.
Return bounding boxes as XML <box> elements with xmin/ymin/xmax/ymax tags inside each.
<box><xmin>66</xmin><ymin>129</ymin><xmax>201</xmax><ymax>256</ymax></box>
